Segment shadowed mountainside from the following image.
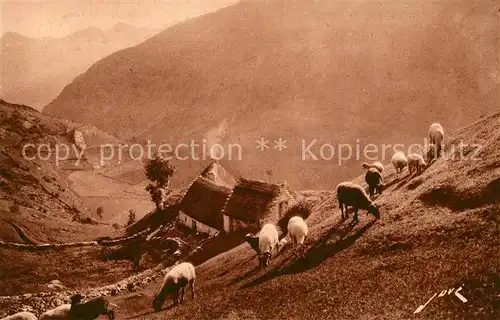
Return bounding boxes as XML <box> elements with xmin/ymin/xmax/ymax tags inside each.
<box><xmin>45</xmin><ymin>1</ymin><xmax>499</xmax><ymax>189</ymax></box>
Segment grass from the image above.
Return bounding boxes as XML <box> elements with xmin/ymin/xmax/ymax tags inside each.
<box><xmin>110</xmin><ymin>112</ymin><xmax>500</xmax><ymax>320</ymax></box>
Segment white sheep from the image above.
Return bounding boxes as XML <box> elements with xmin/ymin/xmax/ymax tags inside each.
<box><xmin>428</xmin><ymin>123</ymin><xmax>444</xmax><ymax>156</ymax></box>
<box><xmin>391</xmin><ymin>151</ymin><xmax>408</xmax><ymax>174</ymax></box>
<box><xmin>1</xmin><ymin>311</ymin><xmax>37</xmax><ymax>320</ymax></box>
<box><xmin>39</xmin><ymin>304</ymin><xmax>71</xmax><ymax>320</ymax></box>
<box><xmin>287</xmin><ymin>216</ymin><xmax>308</xmax><ymax>257</ymax></box>
<box><xmin>257</xmin><ymin>223</ymin><xmax>279</xmax><ymax>268</ymax></box>
<box><xmin>337</xmin><ymin>182</ymin><xmax>380</xmax><ymax>224</ymax></box>
<box><xmin>362</xmin><ymin>161</ymin><xmax>384</xmax><ymax>173</ymax></box>
<box><xmin>407</xmin><ymin>153</ymin><xmax>427</xmax><ymax>175</ymax></box>
<box><xmin>152</xmin><ymin>262</ymin><xmax>196</xmax><ymax>312</ymax></box>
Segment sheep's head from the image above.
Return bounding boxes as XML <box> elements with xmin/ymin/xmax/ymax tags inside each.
<box><xmin>245</xmin><ymin>233</ymin><xmax>256</xmax><ymax>241</ymax></box>
<box><xmin>368</xmin><ymin>203</ymin><xmax>380</xmax><ymax>219</ymax></box>
<box><xmin>152</xmin><ymin>295</ymin><xmax>164</xmax><ymax>312</ymax></box>
<box><xmin>70</xmin><ymin>293</ymin><xmax>84</xmax><ymax>305</ymax></box>
<box><xmin>245</xmin><ymin>233</ymin><xmax>260</xmax><ymax>253</ymax></box>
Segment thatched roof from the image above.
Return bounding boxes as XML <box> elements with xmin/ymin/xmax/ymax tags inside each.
<box><xmin>222</xmin><ymin>178</ymin><xmax>284</xmax><ymax>223</ymax></box>
<box><xmin>180</xmin><ymin>175</ymin><xmax>232</xmax><ymax>230</ymax></box>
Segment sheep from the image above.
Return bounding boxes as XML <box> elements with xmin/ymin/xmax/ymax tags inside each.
<box><xmin>256</xmin><ymin>223</ymin><xmax>279</xmax><ymax>268</ymax></box>
<box><xmin>407</xmin><ymin>153</ymin><xmax>427</xmax><ymax>175</ymax></box>
<box><xmin>152</xmin><ymin>262</ymin><xmax>196</xmax><ymax>312</ymax></box>
<box><xmin>428</xmin><ymin>123</ymin><xmax>444</xmax><ymax>156</ymax></box>
<box><xmin>391</xmin><ymin>151</ymin><xmax>408</xmax><ymax>174</ymax></box>
<box><xmin>365</xmin><ymin>168</ymin><xmax>385</xmax><ymax>198</ymax></box>
<box><xmin>1</xmin><ymin>311</ymin><xmax>37</xmax><ymax>320</ymax></box>
<box><xmin>39</xmin><ymin>304</ymin><xmax>71</xmax><ymax>320</ymax></box>
<box><xmin>425</xmin><ymin>143</ymin><xmax>439</xmax><ymax>163</ymax></box>
<box><xmin>337</xmin><ymin>182</ymin><xmax>380</xmax><ymax>224</ymax></box>
<box><xmin>362</xmin><ymin>161</ymin><xmax>384</xmax><ymax>173</ymax></box>
<box><xmin>69</xmin><ymin>293</ymin><xmax>116</xmax><ymax>320</ymax></box>
<box><xmin>287</xmin><ymin>216</ymin><xmax>308</xmax><ymax>257</ymax></box>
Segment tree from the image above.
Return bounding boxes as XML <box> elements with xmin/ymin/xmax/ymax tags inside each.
<box><xmin>266</xmin><ymin>169</ymin><xmax>274</xmax><ymax>183</ymax></box>
<box><xmin>127</xmin><ymin>209</ymin><xmax>137</xmax><ymax>227</ymax></box>
<box><xmin>144</xmin><ymin>154</ymin><xmax>175</xmax><ymax>210</ymax></box>
<box><xmin>96</xmin><ymin>206</ymin><xmax>104</xmax><ymax>220</ymax></box>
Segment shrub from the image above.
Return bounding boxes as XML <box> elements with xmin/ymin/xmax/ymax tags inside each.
<box><xmin>127</xmin><ymin>210</ymin><xmax>137</xmax><ymax>227</ymax></box>
<box><xmin>96</xmin><ymin>206</ymin><xmax>104</xmax><ymax>220</ymax></box>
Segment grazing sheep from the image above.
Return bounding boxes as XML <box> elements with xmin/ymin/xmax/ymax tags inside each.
<box><xmin>1</xmin><ymin>311</ymin><xmax>37</xmax><ymax>320</ymax></box>
<box><xmin>152</xmin><ymin>262</ymin><xmax>196</xmax><ymax>312</ymax></box>
<box><xmin>428</xmin><ymin>123</ymin><xmax>444</xmax><ymax>156</ymax></box>
<box><xmin>425</xmin><ymin>143</ymin><xmax>439</xmax><ymax>163</ymax></box>
<box><xmin>407</xmin><ymin>153</ymin><xmax>427</xmax><ymax>175</ymax></box>
<box><xmin>391</xmin><ymin>151</ymin><xmax>408</xmax><ymax>174</ymax></box>
<box><xmin>39</xmin><ymin>304</ymin><xmax>71</xmax><ymax>320</ymax></box>
<box><xmin>257</xmin><ymin>224</ymin><xmax>279</xmax><ymax>268</ymax></box>
<box><xmin>337</xmin><ymin>182</ymin><xmax>380</xmax><ymax>224</ymax></box>
<box><xmin>69</xmin><ymin>293</ymin><xmax>116</xmax><ymax>320</ymax></box>
<box><xmin>365</xmin><ymin>168</ymin><xmax>385</xmax><ymax>198</ymax></box>
<box><xmin>362</xmin><ymin>161</ymin><xmax>384</xmax><ymax>173</ymax></box>
<box><xmin>287</xmin><ymin>216</ymin><xmax>308</xmax><ymax>257</ymax></box>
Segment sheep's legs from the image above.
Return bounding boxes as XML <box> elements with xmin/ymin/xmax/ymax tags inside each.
<box><xmin>180</xmin><ymin>286</ymin><xmax>186</xmax><ymax>304</ymax></box>
<box><xmin>190</xmin><ymin>280</ymin><xmax>195</xmax><ymax>299</ymax></box>
<box><xmin>353</xmin><ymin>208</ymin><xmax>359</xmax><ymax>224</ymax></box>
<box><xmin>339</xmin><ymin>202</ymin><xmax>347</xmax><ymax>220</ymax></box>
<box><xmin>173</xmin><ymin>290</ymin><xmax>179</xmax><ymax>306</ymax></box>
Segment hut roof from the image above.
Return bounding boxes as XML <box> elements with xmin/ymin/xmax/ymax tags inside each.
<box><xmin>222</xmin><ymin>178</ymin><xmax>284</xmax><ymax>223</ymax></box>
<box><xmin>180</xmin><ymin>162</ymin><xmax>235</xmax><ymax>230</ymax></box>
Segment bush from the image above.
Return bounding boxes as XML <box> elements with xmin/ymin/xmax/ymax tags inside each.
<box><xmin>127</xmin><ymin>210</ymin><xmax>137</xmax><ymax>227</ymax></box>
<box><xmin>96</xmin><ymin>206</ymin><xmax>104</xmax><ymax>220</ymax></box>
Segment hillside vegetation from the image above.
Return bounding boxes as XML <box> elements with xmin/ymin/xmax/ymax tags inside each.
<box><xmin>45</xmin><ymin>1</ymin><xmax>499</xmax><ymax>189</ymax></box>
<box><xmin>113</xmin><ymin>112</ymin><xmax>500</xmax><ymax>320</ymax></box>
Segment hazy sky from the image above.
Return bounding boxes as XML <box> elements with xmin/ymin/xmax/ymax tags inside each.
<box><xmin>1</xmin><ymin>0</ymin><xmax>238</xmax><ymax>38</ymax></box>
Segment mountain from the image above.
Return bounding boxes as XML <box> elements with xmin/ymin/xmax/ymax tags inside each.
<box><xmin>0</xmin><ymin>24</ymin><xmax>159</xmax><ymax>110</ymax></box>
<box><xmin>116</xmin><ymin>110</ymin><xmax>500</xmax><ymax>319</ymax></box>
<box><xmin>44</xmin><ymin>1</ymin><xmax>499</xmax><ymax>190</ymax></box>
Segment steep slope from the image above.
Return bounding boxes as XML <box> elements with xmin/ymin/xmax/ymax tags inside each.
<box><xmin>45</xmin><ymin>1</ymin><xmax>499</xmax><ymax>189</ymax></box>
<box><xmin>0</xmin><ymin>24</ymin><xmax>158</xmax><ymax>110</ymax></box>
<box><xmin>0</xmin><ymin>99</ymin><xmax>128</xmax><ymax>243</ymax></box>
<box><xmin>114</xmin><ymin>111</ymin><xmax>500</xmax><ymax>319</ymax></box>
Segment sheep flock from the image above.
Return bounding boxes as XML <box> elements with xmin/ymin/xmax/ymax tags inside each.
<box><xmin>2</xmin><ymin>123</ymin><xmax>445</xmax><ymax>319</ymax></box>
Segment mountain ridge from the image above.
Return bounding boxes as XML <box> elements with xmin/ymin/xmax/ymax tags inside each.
<box><xmin>44</xmin><ymin>1</ymin><xmax>499</xmax><ymax>189</ymax></box>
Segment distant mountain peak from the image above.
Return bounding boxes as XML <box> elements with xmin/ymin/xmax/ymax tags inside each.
<box><xmin>109</xmin><ymin>22</ymin><xmax>137</xmax><ymax>32</ymax></box>
<box><xmin>1</xmin><ymin>31</ymin><xmax>30</xmax><ymax>42</ymax></box>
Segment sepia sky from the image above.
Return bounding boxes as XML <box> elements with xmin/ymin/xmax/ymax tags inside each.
<box><xmin>1</xmin><ymin>0</ymin><xmax>238</xmax><ymax>38</ymax></box>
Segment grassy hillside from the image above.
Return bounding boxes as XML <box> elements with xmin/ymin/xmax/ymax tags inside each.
<box><xmin>0</xmin><ymin>99</ymin><xmax>156</xmax><ymax>243</ymax></box>
<box><xmin>113</xmin><ymin>112</ymin><xmax>500</xmax><ymax>319</ymax></box>
<box><xmin>44</xmin><ymin>1</ymin><xmax>499</xmax><ymax>189</ymax></box>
